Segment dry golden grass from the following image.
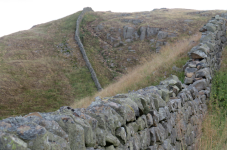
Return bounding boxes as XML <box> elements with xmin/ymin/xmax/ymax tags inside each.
<box><xmin>71</xmin><ymin>32</ymin><xmax>201</xmax><ymax>108</ymax></box>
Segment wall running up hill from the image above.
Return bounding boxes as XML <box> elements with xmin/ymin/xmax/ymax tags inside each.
<box><xmin>75</xmin><ymin>7</ymin><xmax>102</xmax><ymax>91</ymax></box>
<box><xmin>0</xmin><ymin>15</ymin><xmax>226</xmax><ymax>150</ymax></box>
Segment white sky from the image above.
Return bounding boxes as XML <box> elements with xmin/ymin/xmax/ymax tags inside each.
<box><xmin>0</xmin><ymin>0</ymin><xmax>226</xmax><ymax>38</ymax></box>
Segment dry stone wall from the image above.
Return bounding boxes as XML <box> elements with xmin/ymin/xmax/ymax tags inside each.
<box><xmin>0</xmin><ymin>15</ymin><xmax>226</xmax><ymax>150</ymax></box>
<box><xmin>75</xmin><ymin>7</ymin><xmax>102</xmax><ymax>91</ymax></box>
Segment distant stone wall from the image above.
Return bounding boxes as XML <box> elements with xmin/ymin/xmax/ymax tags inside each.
<box><xmin>0</xmin><ymin>15</ymin><xmax>226</xmax><ymax>150</ymax></box>
<box><xmin>75</xmin><ymin>7</ymin><xmax>102</xmax><ymax>91</ymax></box>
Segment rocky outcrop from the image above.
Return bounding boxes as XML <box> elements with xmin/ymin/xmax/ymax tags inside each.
<box><xmin>123</xmin><ymin>26</ymin><xmax>135</xmax><ymax>39</ymax></box>
<box><xmin>147</xmin><ymin>27</ymin><xmax>160</xmax><ymax>37</ymax></box>
<box><xmin>157</xmin><ymin>31</ymin><xmax>168</xmax><ymax>40</ymax></box>
<box><xmin>75</xmin><ymin>7</ymin><xmax>102</xmax><ymax>91</ymax></box>
<box><xmin>0</xmin><ymin>14</ymin><xmax>226</xmax><ymax>150</ymax></box>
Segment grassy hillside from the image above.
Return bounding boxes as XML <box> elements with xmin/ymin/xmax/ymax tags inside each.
<box><xmin>0</xmin><ymin>11</ymin><xmax>97</xmax><ymax>119</ymax></box>
<box><xmin>0</xmin><ymin>8</ymin><xmax>226</xmax><ymax>119</ymax></box>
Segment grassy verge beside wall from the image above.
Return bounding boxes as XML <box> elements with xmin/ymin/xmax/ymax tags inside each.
<box><xmin>198</xmin><ymin>46</ymin><xmax>227</xmax><ymax>150</ymax></box>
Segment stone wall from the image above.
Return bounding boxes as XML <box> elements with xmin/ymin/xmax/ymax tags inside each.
<box><xmin>0</xmin><ymin>15</ymin><xmax>226</xmax><ymax>150</ymax></box>
<box><xmin>75</xmin><ymin>7</ymin><xmax>102</xmax><ymax>91</ymax></box>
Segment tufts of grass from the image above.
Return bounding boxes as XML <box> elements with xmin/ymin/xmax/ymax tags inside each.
<box><xmin>197</xmin><ymin>46</ymin><xmax>227</xmax><ymax>150</ymax></box>
<box><xmin>71</xmin><ymin>33</ymin><xmax>201</xmax><ymax>108</ymax></box>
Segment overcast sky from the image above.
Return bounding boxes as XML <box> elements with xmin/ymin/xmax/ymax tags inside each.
<box><xmin>0</xmin><ymin>0</ymin><xmax>226</xmax><ymax>38</ymax></box>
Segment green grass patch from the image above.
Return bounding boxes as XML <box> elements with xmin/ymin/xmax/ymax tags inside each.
<box><xmin>66</xmin><ymin>67</ymin><xmax>97</xmax><ymax>100</ymax></box>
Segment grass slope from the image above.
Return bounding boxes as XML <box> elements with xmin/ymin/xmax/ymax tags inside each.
<box><xmin>0</xmin><ymin>11</ymin><xmax>100</xmax><ymax>119</ymax></box>
<box><xmin>71</xmin><ymin>33</ymin><xmax>201</xmax><ymax>108</ymax></box>
<box><xmin>0</xmin><ymin>8</ymin><xmax>226</xmax><ymax>120</ymax></box>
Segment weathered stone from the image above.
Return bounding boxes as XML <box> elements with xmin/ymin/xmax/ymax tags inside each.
<box><xmin>27</xmin><ymin>131</ymin><xmax>71</xmax><ymax>150</ymax></box>
<box><xmin>147</xmin><ymin>27</ymin><xmax>160</xmax><ymax>36</ymax></box>
<box><xmin>172</xmin><ymin>85</ymin><xmax>180</xmax><ymax>96</ymax></box>
<box><xmin>123</xmin><ymin>26</ymin><xmax>134</xmax><ymax>39</ymax></box>
<box><xmin>206</xmin><ymin>23</ymin><xmax>217</xmax><ymax>32</ymax></box>
<box><xmin>160</xmin><ymin>75</ymin><xmax>182</xmax><ymax>92</ymax></box>
<box><xmin>159</xmin><ymin>108</ymin><xmax>167</xmax><ymax>121</ymax></box>
<box><xmin>189</xmin><ymin>48</ymin><xmax>208</xmax><ymax>59</ymax></box>
<box><xmin>96</xmin><ymin>128</ymin><xmax>106</xmax><ymax>146</ymax></box>
<box><xmin>128</xmin><ymin>93</ymin><xmax>151</xmax><ymax>115</ymax></box>
<box><xmin>168</xmin><ymin>99</ymin><xmax>181</xmax><ymax>111</ymax></box>
<box><xmin>196</xmin><ymin>62</ymin><xmax>207</xmax><ymax>70</ymax></box>
<box><xmin>0</xmin><ymin>131</ymin><xmax>30</xmax><ymax>150</ymax></box>
<box><xmin>136</xmin><ymin>116</ymin><xmax>146</xmax><ymax>131</ymax></box>
<box><xmin>150</xmin><ymin>110</ymin><xmax>159</xmax><ymax>126</ymax></box>
<box><xmin>170</xmin><ymin>128</ymin><xmax>177</xmax><ymax>144</ymax></box>
<box><xmin>109</xmin><ymin>97</ymin><xmax>139</xmax><ymax>118</ymax></box>
<box><xmin>115</xmin><ymin>127</ymin><xmax>127</xmax><ymax>144</ymax></box>
<box><xmin>132</xmin><ymin>133</ymin><xmax>141</xmax><ymax>150</ymax></box>
<box><xmin>200</xmin><ymin>32</ymin><xmax>216</xmax><ymax>42</ymax></box>
<box><xmin>184</xmin><ymin>77</ymin><xmax>194</xmax><ymax>85</ymax></box>
<box><xmin>86</xmin><ymin>104</ymin><xmax>124</xmax><ymax>135</ymax></box>
<box><xmin>139</xmin><ymin>129</ymin><xmax>150</xmax><ymax>149</ymax></box>
<box><xmin>146</xmin><ymin>113</ymin><xmax>154</xmax><ymax>127</ymax></box>
<box><xmin>105</xmin><ymin>101</ymin><xmax>127</xmax><ymax>124</ymax></box>
<box><xmin>157</xmin><ymin>86</ymin><xmax>170</xmax><ymax>102</ymax></box>
<box><xmin>157</xmin><ymin>123</ymin><xmax>168</xmax><ymax>141</ymax></box>
<box><xmin>140</xmin><ymin>26</ymin><xmax>146</xmax><ymax>40</ymax></box>
<box><xmin>149</xmin><ymin>127</ymin><xmax>160</xmax><ymax>143</ymax></box>
<box><xmin>147</xmin><ymin>145</ymin><xmax>158</xmax><ymax>150</ymax></box>
<box><xmin>185</xmin><ymin>67</ymin><xmax>197</xmax><ymax>78</ymax></box>
<box><xmin>157</xmin><ymin>145</ymin><xmax>164</xmax><ymax>150</ymax></box>
<box><xmin>191</xmin><ymin>79</ymin><xmax>207</xmax><ymax>91</ymax></box>
<box><xmin>157</xmin><ymin>31</ymin><xmax>168</xmax><ymax>39</ymax></box>
<box><xmin>47</xmin><ymin>115</ymin><xmax>85</xmax><ymax>150</ymax></box>
<box><xmin>162</xmin><ymin>139</ymin><xmax>172</xmax><ymax>150</ymax></box>
<box><xmin>128</xmin><ymin>122</ymin><xmax>139</xmax><ymax>133</ymax></box>
<box><xmin>37</xmin><ymin>119</ymin><xmax>69</xmax><ymax>142</ymax></box>
<box><xmin>195</xmin><ymin>68</ymin><xmax>211</xmax><ymax>79</ymax></box>
<box><xmin>105</xmin><ymin>145</ymin><xmax>115</xmax><ymax>150</ymax></box>
<box><xmin>106</xmin><ymin>133</ymin><xmax>120</xmax><ymax>146</ymax></box>
<box><xmin>176</xmin><ymin>119</ymin><xmax>187</xmax><ymax>140</ymax></box>
<box><xmin>152</xmin><ymin>94</ymin><xmax>166</xmax><ymax>110</ymax></box>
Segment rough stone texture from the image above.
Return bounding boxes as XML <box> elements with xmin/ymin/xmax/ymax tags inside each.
<box><xmin>157</xmin><ymin>31</ymin><xmax>168</xmax><ymax>39</ymax></box>
<box><xmin>123</xmin><ymin>26</ymin><xmax>134</xmax><ymax>39</ymax></box>
<box><xmin>0</xmin><ymin>14</ymin><xmax>226</xmax><ymax>150</ymax></box>
<box><xmin>140</xmin><ymin>26</ymin><xmax>146</xmax><ymax>40</ymax></box>
<box><xmin>147</xmin><ymin>27</ymin><xmax>160</xmax><ymax>37</ymax></box>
